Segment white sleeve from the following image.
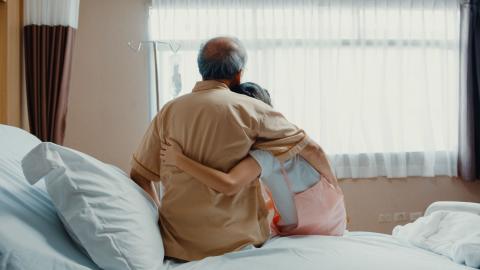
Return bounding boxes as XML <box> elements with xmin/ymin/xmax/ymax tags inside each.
<box><xmin>248</xmin><ymin>150</ymin><xmax>276</xmax><ymax>178</ymax></box>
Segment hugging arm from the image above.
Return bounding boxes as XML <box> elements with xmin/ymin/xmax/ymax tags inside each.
<box><xmin>299</xmin><ymin>138</ymin><xmax>338</xmax><ymax>187</ymax></box>
<box><xmin>252</xmin><ymin>107</ymin><xmax>338</xmax><ymax>186</ymax></box>
<box><xmin>161</xmin><ymin>141</ymin><xmax>261</xmax><ymax>196</ymax></box>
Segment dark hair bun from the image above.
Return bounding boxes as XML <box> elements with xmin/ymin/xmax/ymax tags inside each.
<box><xmin>231</xmin><ymin>82</ymin><xmax>272</xmax><ymax>106</ymax></box>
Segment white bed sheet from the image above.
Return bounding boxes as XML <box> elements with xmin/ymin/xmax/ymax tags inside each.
<box><xmin>425</xmin><ymin>201</ymin><xmax>480</xmax><ymax>216</ymax></box>
<box><xmin>166</xmin><ymin>233</ymin><xmax>472</xmax><ymax>270</ymax></box>
<box><xmin>0</xmin><ymin>125</ymin><xmax>474</xmax><ymax>270</ymax></box>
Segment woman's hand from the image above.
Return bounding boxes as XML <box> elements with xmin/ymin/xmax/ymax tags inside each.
<box><xmin>160</xmin><ymin>139</ymin><xmax>183</xmax><ymax>166</ymax></box>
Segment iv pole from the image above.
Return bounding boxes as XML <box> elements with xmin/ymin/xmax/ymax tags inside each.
<box><xmin>127</xmin><ymin>40</ymin><xmax>181</xmax><ymax>113</ymax></box>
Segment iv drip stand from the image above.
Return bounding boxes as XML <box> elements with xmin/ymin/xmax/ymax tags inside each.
<box><xmin>128</xmin><ymin>40</ymin><xmax>181</xmax><ymax>113</ymax></box>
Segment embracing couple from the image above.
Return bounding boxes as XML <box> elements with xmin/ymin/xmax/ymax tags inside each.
<box><xmin>130</xmin><ymin>37</ymin><xmax>346</xmax><ymax>262</ymax></box>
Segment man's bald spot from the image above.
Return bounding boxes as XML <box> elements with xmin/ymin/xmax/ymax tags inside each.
<box><xmin>201</xmin><ymin>37</ymin><xmax>242</xmax><ymax>61</ymax></box>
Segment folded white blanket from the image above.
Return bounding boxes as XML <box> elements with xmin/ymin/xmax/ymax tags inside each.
<box><xmin>393</xmin><ymin>211</ymin><xmax>480</xmax><ymax>268</ymax></box>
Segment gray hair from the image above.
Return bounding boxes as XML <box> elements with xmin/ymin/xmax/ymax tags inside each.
<box><xmin>197</xmin><ymin>37</ymin><xmax>247</xmax><ymax>80</ymax></box>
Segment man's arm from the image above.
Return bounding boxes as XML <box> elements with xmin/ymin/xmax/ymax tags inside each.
<box><xmin>253</xmin><ymin>106</ymin><xmax>308</xmax><ymax>161</ymax></box>
<box><xmin>130</xmin><ymin>114</ymin><xmax>163</xmax><ymax>208</ymax></box>
<box><xmin>130</xmin><ymin>168</ymin><xmax>161</xmax><ymax>207</ymax></box>
<box><xmin>248</xmin><ymin>102</ymin><xmax>338</xmax><ymax>186</ymax></box>
<box><xmin>299</xmin><ymin>138</ymin><xmax>339</xmax><ymax>187</ymax></box>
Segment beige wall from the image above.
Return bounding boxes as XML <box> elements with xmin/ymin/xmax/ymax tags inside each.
<box><xmin>66</xmin><ymin>0</ymin><xmax>480</xmax><ymax>234</ymax></box>
<box><xmin>0</xmin><ymin>0</ymin><xmax>22</xmax><ymax>127</ymax></box>
<box><xmin>64</xmin><ymin>0</ymin><xmax>150</xmax><ymax>170</ymax></box>
<box><xmin>341</xmin><ymin>176</ymin><xmax>480</xmax><ymax>233</ymax></box>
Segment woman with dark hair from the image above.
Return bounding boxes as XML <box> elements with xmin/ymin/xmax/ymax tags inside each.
<box><xmin>230</xmin><ymin>82</ymin><xmax>273</xmax><ymax>106</ymax></box>
<box><xmin>161</xmin><ymin>82</ymin><xmax>346</xmax><ymax>236</ymax></box>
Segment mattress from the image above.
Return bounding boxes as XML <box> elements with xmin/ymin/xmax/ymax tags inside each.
<box><xmin>0</xmin><ymin>125</ymin><xmax>473</xmax><ymax>270</ymax></box>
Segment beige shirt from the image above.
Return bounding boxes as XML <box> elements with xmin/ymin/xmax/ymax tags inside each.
<box><xmin>131</xmin><ymin>80</ymin><xmax>307</xmax><ymax>261</ymax></box>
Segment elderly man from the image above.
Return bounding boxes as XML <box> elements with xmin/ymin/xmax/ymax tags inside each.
<box><xmin>130</xmin><ymin>36</ymin><xmax>333</xmax><ymax>261</ymax></box>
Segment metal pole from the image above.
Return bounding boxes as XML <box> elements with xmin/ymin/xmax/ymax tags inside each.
<box><xmin>152</xmin><ymin>42</ymin><xmax>160</xmax><ymax>113</ymax></box>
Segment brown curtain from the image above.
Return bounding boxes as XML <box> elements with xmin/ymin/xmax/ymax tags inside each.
<box><xmin>23</xmin><ymin>25</ymin><xmax>76</xmax><ymax>145</ymax></box>
<box><xmin>459</xmin><ymin>0</ymin><xmax>480</xmax><ymax>181</ymax></box>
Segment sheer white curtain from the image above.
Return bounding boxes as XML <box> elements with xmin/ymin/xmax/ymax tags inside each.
<box><xmin>149</xmin><ymin>0</ymin><xmax>460</xmax><ymax>179</ymax></box>
<box><xmin>24</xmin><ymin>0</ymin><xmax>80</xmax><ymax>28</ymax></box>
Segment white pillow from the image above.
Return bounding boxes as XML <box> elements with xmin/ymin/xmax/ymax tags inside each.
<box><xmin>21</xmin><ymin>142</ymin><xmax>165</xmax><ymax>270</ymax></box>
<box><xmin>0</xmin><ymin>124</ymin><xmax>40</xmax><ymax>160</ymax></box>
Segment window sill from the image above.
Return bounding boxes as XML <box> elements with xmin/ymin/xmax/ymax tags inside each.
<box><xmin>328</xmin><ymin>151</ymin><xmax>457</xmax><ymax>179</ymax></box>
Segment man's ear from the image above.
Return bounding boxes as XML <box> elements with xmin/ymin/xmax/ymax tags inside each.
<box><xmin>232</xmin><ymin>70</ymin><xmax>243</xmax><ymax>87</ymax></box>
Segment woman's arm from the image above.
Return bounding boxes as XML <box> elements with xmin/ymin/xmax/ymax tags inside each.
<box><xmin>299</xmin><ymin>138</ymin><xmax>339</xmax><ymax>187</ymax></box>
<box><xmin>160</xmin><ymin>141</ymin><xmax>261</xmax><ymax>196</ymax></box>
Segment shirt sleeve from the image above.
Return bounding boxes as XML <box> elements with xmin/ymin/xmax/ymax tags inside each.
<box><xmin>253</xmin><ymin>105</ymin><xmax>310</xmax><ymax>162</ymax></box>
<box><xmin>248</xmin><ymin>150</ymin><xmax>276</xmax><ymax>178</ymax></box>
<box><xmin>131</xmin><ymin>114</ymin><xmax>162</xmax><ymax>182</ymax></box>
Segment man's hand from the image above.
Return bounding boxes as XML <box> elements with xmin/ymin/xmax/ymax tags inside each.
<box><xmin>300</xmin><ymin>139</ymin><xmax>339</xmax><ymax>187</ymax></box>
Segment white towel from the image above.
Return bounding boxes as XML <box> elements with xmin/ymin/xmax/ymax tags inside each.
<box><xmin>393</xmin><ymin>210</ymin><xmax>480</xmax><ymax>268</ymax></box>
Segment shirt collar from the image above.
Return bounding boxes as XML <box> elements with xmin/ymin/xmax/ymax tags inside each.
<box><xmin>192</xmin><ymin>80</ymin><xmax>230</xmax><ymax>92</ymax></box>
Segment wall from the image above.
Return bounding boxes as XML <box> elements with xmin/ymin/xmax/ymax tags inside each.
<box><xmin>0</xmin><ymin>0</ymin><xmax>22</xmax><ymax>127</ymax></box>
<box><xmin>66</xmin><ymin>0</ymin><xmax>480</xmax><ymax>233</ymax></box>
<box><xmin>341</xmin><ymin>176</ymin><xmax>480</xmax><ymax>233</ymax></box>
<box><xmin>64</xmin><ymin>0</ymin><xmax>150</xmax><ymax>170</ymax></box>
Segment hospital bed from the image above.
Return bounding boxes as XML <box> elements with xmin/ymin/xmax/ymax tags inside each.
<box><xmin>0</xmin><ymin>124</ymin><xmax>476</xmax><ymax>270</ymax></box>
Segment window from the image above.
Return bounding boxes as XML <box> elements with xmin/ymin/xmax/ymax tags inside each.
<box><xmin>148</xmin><ymin>0</ymin><xmax>460</xmax><ymax>178</ymax></box>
